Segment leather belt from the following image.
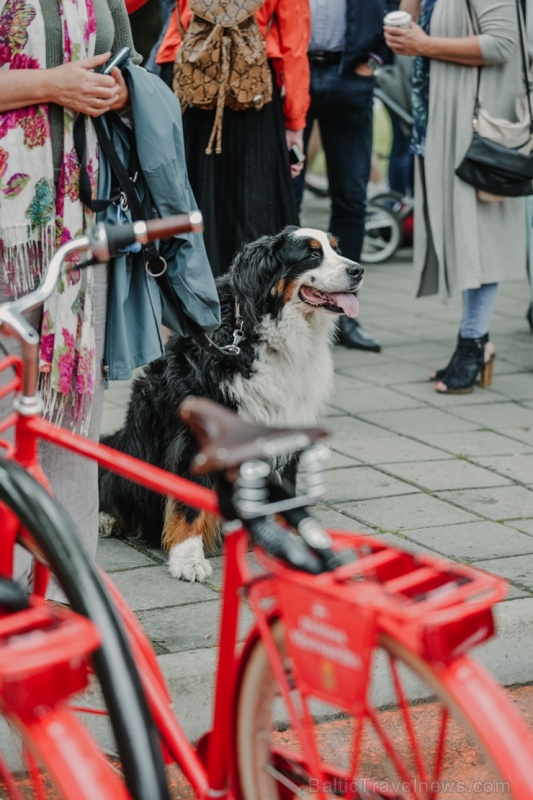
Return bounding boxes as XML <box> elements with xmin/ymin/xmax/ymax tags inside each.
<box><xmin>308</xmin><ymin>50</ymin><xmax>342</xmax><ymax>66</ymax></box>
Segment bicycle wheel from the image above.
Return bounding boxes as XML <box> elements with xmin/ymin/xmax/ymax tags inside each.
<box><xmin>362</xmin><ymin>202</ymin><xmax>402</xmax><ymax>264</ymax></box>
<box><xmin>0</xmin><ymin>459</ymin><xmax>170</xmax><ymax>800</ymax></box>
<box><xmin>234</xmin><ymin>619</ymin><xmax>533</xmax><ymax>799</ymax></box>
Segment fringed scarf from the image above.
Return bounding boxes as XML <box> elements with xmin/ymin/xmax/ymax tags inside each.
<box><xmin>0</xmin><ymin>0</ymin><xmax>99</xmax><ymax>433</ymax></box>
<box><xmin>410</xmin><ymin>0</ymin><xmax>439</xmax><ymax>156</ymax></box>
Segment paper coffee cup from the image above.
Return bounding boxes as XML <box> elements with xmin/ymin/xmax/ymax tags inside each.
<box><xmin>383</xmin><ymin>10</ymin><xmax>412</xmax><ymax>28</ymax></box>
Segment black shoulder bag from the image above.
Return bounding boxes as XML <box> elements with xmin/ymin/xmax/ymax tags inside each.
<box><xmin>455</xmin><ymin>0</ymin><xmax>533</xmax><ymax>197</ymax></box>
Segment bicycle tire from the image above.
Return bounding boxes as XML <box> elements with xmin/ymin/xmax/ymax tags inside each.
<box><xmin>0</xmin><ymin>704</ymin><xmax>130</xmax><ymax>799</ymax></box>
<box><xmin>362</xmin><ymin>201</ymin><xmax>403</xmax><ymax>264</ymax></box>
<box><xmin>0</xmin><ymin>459</ymin><xmax>170</xmax><ymax>800</ymax></box>
<box><xmin>234</xmin><ymin>619</ymin><xmax>533</xmax><ymax>799</ymax></box>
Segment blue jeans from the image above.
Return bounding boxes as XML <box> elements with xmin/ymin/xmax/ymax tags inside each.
<box><xmin>294</xmin><ymin>64</ymin><xmax>374</xmax><ymax>263</ymax></box>
<box><xmin>460</xmin><ymin>284</ymin><xmax>498</xmax><ymax>339</ymax></box>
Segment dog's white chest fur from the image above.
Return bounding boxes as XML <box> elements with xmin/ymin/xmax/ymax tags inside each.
<box><xmin>222</xmin><ymin>307</ymin><xmax>336</xmax><ymax>428</ymax></box>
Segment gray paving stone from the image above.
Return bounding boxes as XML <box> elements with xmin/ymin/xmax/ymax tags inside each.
<box><xmin>382</xmin><ymin>341</ymin><xmax>462</xmax><ymax>364</ymax></box>
<box><xmin>499</xmin><ymin>427</ymin><xmax>533</xmax><ymax>448</ymax></box>
<box><xmin>505</xmin><ymin>519</ymin><xmax>533</xmax><ymax>535</ymax></box>
<box><xmin>380</xmin><ymin>458</ymin><xmax>512</xmax><ymax>492</ymax></box>
<box><xmin>312</xmin><ymin>504</ymin><xmax>379</xmax><ymax>532</ymax></box>
<box><xmin>338</xmin><ymin>359</ymin><xmax>424</xmax><ymax>386</ymax></box>
<box><xmin>332</xmin><ymin>435</ymin><xmax>449</xmax><ymax>465</ymax></box>
<box><xmin>397</xmin><ymin>521</ymin><xmax>533</xmax><ymax>562</ymax></box>
<box><xmin>472</xmin><ymin>553</ymin><xmax>533</xmax><ymax>593</ymax></box>
<box><xmin>490</xmin><ymin>373</ymin><xmax>533</xmax><ymax>401</ymax></box>
<box><xmin>336</xmin><ymin>492</ymin><xmax>476</xmax><ymax>532</ymax></box>
<box><xmin>413</xmin><ymin>430</ymin><xmax>533</xmax><ymax>457</ymax></box>
<box><xmin>158</xmin><ymin>648</ymin><xmax>217</xmax><ymax>741</ymax></box>
<box><xmin>476</xmin><ymin>599</ymin><xmax>533</xmax><ymax>684</ymax></box>
<box><xmin>96</xmin><ymin>536</ymin><xmax>156</xmax><ymax>571</ymax></box>
<box><xmin>109</xmin><ymin>564</ymin><xmax>217</xmax><ymax>611</ymax></box>
<box><xmin>324</xmin><ymin>465</ymin><xmax>418</xmax><ymax>502</ymax></box>
<box><xmin>450</xmin><ymin>402</ymin><xmax>533</xmax><ymax>430</ymax></box>
<box><xmin>437</xmin><ymin>485</ymin><xmax>533</xmax><ymax>522</ymax></box>
<box><xmin>137</xmin><ymin>598</ymin><xmax>254</xmax><ymax>654</ymax></box>
<box><xmin>330</xmin><ymin>384</ymin><xmax>422</xmax><ymax>414</ymax></box>
<box><xmin>473</xmin><ymin>453</ymin><xmax>533</xmax><ymax>484</ymax></box>
<box><xmin>325</xmin><ymin>414</ymin><xmax>394</xmax><ymax>443</ymax></box>
<box><xmin>357</xmin><ymin>407</ymin><xmax>480</xmax><ymax>436</ymax></box>
<box><xmin>325</xmin><ymin>450</ymin><xmax>360</xmax><ymax>469</ymax></box>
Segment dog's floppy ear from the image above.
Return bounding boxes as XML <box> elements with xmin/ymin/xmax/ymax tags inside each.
<box><xmin>327</xmin><ymin>232</ymin><xmax>342</xmax><ymax>254</ymax></box>
<box><xmin>229</xmin><ymin>229</ymin><xmax>292</xmax><ymax>330</ymax></box>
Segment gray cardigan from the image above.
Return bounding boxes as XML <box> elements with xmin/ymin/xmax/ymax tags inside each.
<box><xmin>100</xmin><ymin>64</ymin><xmax>220</xmax><ymax>380</ymax></box>
<box><xmin>415</xmin><ymin>0</ymin><xmax>527</xmax><ymax>300</ymax></box>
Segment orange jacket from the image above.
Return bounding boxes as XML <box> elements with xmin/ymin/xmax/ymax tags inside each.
<box><xmin>156</xmin><ymin>0</ymin><xmax>310</xmax><ymax>131</ymax></box>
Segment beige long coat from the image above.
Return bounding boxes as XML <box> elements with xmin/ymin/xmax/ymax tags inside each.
<box><xmin>415</xmin><ymin>0</ymin><xmax>527</xmax><ymax>300</ymax></box>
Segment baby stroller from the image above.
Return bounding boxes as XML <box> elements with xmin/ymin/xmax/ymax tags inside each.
<box><xmin>362</xmin><ymin>55</ymin><xmax>414</xmax><ymax>264</ymax></box>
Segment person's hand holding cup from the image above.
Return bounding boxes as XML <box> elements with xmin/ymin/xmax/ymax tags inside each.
<box><xmin>384</xmin><ymin>10</ymin><xmax>429</xmax><ymax>57</ymax></box>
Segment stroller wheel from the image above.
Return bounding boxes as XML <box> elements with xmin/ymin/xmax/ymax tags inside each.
<box><xmin>362</xmin><ymin>201</ymin><xmax>403</xmax><ymax>264</ymax></box>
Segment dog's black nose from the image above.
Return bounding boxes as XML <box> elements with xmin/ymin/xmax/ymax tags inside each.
<box><xmin>346</xmin><ymin>263</ymin><xmax>364</xmax><ymax>279</ymax></box>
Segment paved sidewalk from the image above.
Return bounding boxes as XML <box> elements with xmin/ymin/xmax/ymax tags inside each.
<box><xmin>98</xmin><ymin>191</ymin><xmax>533</xmax><ymax>739</ymax></box>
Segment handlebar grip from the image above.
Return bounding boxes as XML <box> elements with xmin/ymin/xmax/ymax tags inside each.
<box><xmin>102</xmin><ymin>222</ymin><xmax>138</xmax><ymax>256</ymax></box>
<box><xmin>139</xmin><ymin>211</ymin><xmax>204</xmax><ymax>241</ymax></box>
<box><xmin>247</xmin><ymin>517</ymin><xmax>325</xmax><ymax>575</ymax></box>
<box><xmin>88</xmin><ymin>212</ymin><xmax>204</xmax><ymax>260</ymax></box>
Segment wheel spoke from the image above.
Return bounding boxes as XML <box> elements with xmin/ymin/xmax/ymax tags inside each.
<box><xmin>428</xmin><ymin>708</ymin><xmax>449</xmax><ymax>797</ymax></box>
<box><xmin>0</xmin><ymin>748</ymin><xmax>26</xmax><ymax>800</ymax></box>
<box><xmin>365</xmin><ymin>704</ymin><xmax>422</xmax><ymax>800</ymax></box>
<box><xmin>389</xmin><ymin>655</ymin><xmax>428</xmax><ymax>784</ymax></box>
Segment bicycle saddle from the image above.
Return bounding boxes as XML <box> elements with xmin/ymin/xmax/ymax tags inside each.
<box><xmin>179</xmin><ymin>397</ymin><xmax>329</xmax><ymax>475</ymax></box>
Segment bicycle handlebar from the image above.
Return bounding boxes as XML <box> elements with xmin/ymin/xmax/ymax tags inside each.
<box><xmin>89</xmin><ymin>211</ymin><xmax>204</xmax><ymax>263</ymax></box>
<box><xmin>0</xmin><ymin>211</ymin><xmax>203</xmax><ymax>322</ymax></box>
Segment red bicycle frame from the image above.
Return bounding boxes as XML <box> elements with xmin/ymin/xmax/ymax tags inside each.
<box><xmin>0</xmin><ymin>354</ymin><xmax>255</xmax><ymax>798</ymax></box>
<box><xmin>3</xmin><ymin>354</ymin><xmax>533</xmax><ymax>800</ymax></box>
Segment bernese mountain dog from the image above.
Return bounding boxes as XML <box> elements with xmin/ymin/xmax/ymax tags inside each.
<box><xmin>98</xmin><ymin>226</ymin><xmax>363</xmax><ymax>581</ymax></box>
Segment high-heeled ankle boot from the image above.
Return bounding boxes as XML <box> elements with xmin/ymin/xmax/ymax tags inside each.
<box><xmin>429</xmin><ymin>333</ymin><xmax>494</xmax><ymax>384</ymax></box>
<box><xmin>434</xmin><ymin>335</ymin><xmax>495</xmax><ymax>394</ymax></box>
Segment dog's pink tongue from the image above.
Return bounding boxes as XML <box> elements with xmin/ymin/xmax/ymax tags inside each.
<box><xmin>330</xmin><ymin>293</ymin><xmax>359</xmax><ymax>318</ymax></box>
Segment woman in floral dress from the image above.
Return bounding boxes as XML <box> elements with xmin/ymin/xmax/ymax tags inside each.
<box><xmin>0</xmin><ymin>0</ymin><xmax>139</xmax><ymax>599</ymax></box>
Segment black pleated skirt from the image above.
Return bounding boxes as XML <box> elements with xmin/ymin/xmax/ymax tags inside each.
<box><xmin>182</xmin><ymin>77</ymin><xmax>299</xmax><ymax>278</ymax></box>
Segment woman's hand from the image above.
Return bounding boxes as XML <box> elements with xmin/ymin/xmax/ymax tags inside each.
<box><xmin>285</xmin><ymin>128</ymin><xmax>305</xmax><ymax>178</ymax></box>
<box><xmin>384</xmin><ymin>22</ymin><xmax>430</xmax><ymax>57</ymax></box>
<box><xmin>45</xmin><ymin>52</ymin><xmax>128</xmax><ymax>116</ymax></box>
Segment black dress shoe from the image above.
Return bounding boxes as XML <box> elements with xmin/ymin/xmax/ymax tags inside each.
<box><xmin>335</xmin><ymin>317</ymin><xmax>381</xmax><ymax>352</ymax></box>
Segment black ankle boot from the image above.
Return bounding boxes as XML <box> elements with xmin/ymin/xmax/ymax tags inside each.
<box><xmin>434</xmin><ymin>335</ymin><xmax>494</xmax><ymax>394</ymax></box>
<box><xmin>430</xmin><ymin>333</ymin><xmax>490</xmax><ymax>383</ymax></box>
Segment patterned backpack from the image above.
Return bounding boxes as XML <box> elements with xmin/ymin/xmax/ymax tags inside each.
<box><xmin>173</xmin><ymin>0</ymin><xmax>273</xmax><ymax>155</ymax></box>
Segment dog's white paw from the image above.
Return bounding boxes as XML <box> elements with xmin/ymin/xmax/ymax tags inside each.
<box><xmin>168</xmin><ymin>536</ymin><xmax>213</xmax><ymax>583</ymax></box>
<box><xmin>99</xmin><ymin>512</ymin><xmax>116</xmax><ymax>537</ymax></box>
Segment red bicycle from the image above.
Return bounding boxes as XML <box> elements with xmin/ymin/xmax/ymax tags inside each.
<box><xmin>1</xmin><ymin>215</ymin><xmax>533</xmax><ymax>799</ymax></box>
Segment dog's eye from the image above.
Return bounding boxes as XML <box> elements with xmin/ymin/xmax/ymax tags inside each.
<box><xmin>309</xmin><ymin>250</ymin><xmax>321</xmax><ymax>259</ymax></box>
